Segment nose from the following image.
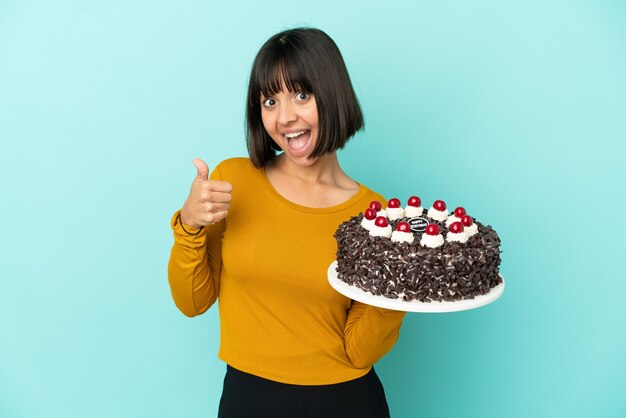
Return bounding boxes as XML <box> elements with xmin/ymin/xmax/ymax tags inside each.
<box><xmin>277</xmin><ymin>100</ymin><xmax>297</xmax><ymax>125</ymax></box>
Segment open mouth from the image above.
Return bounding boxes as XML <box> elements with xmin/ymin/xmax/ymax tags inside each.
<box><xmin>283</xmin><ymin>130</ymin><xmax>311</xmax><ymax>152</ymax></box>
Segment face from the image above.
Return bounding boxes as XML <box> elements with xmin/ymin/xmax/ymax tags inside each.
<box><xmin>260</xmin><ymin>84</ymin><xmax>319</xmax><ymax>167</ymax></box>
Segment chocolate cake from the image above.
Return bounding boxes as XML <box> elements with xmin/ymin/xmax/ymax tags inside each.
<box><xmin>334</xmin><ymin>197</ymin><xmax>502</xmax><ymax>303</ymax></box>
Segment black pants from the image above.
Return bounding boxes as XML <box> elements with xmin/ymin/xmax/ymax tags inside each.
<box><xmin>218</xmin><ymin>365</ymin><xmax>391</xmax><ymax>418</ymax></box>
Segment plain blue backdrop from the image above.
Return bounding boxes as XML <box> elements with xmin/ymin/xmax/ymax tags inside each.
<box><xmin>1</xmin><ymin>1</ymin><xmax>625</xmax><ymax>417</ymax></box>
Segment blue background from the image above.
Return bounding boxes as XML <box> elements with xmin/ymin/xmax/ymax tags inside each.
<box><xmin>1</xmin><ymin>1</ymin><xmax>625</xmax><ymax>417</ymax></box>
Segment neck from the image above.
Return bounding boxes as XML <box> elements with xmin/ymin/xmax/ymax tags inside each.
<box><xmin>264</xmin><ymin>151</ymin><xmax>360</xmax><ymax>207</ymax></box>
<box><xmin>273</xmin><ymin>152</ymin><xmax>342</xmax><ymax>184</ymax></box>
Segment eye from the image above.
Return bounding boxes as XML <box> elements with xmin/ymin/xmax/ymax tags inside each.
<box><xmin>296</xmin><ymin>91</ymin><xmax>311</xmax><ymax>101</ymax></box>
<box><xmin>262</xmin><ymin>98</ymin><xmax>276</xmax><ymax>107</ymax></box>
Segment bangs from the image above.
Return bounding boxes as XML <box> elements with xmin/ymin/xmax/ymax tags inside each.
<box><xmin>254</xmin><ymin>52</ymin><xmax>313</xmax><ymax>98</ymax></box>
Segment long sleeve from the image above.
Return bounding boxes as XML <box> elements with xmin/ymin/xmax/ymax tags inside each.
<box><xmin>167</xmin><ymin>157</ymin><xmax>404</xmax><ymax>384</ymax></box>
<box><xmin>167</xmin><ymin>170</ymin><xmax>226</xmax><ymax>317</ymax></box>
<box><xmin>344</xmin><ymin>302</ymin><xmax>406</xmax><ymax>368</ymax></box>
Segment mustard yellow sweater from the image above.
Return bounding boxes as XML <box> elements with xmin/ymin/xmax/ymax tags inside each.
<box><xmin>168</xmin><ymin>158</ymin><xmax>405</xmax><ymax>385</ymax></box>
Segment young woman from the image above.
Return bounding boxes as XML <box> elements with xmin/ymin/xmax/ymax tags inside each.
<box><xmin>168</xmin><ymin>27</ymin><xmax>405</xmax><ymax>417</ymax></box>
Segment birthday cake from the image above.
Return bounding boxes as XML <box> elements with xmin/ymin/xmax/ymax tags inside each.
<box><xmin>334</xmin><ymin>197</ymin><xmax>502</xmax><ymax>302</ymax></box>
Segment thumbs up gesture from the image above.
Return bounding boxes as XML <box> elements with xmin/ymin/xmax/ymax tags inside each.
<box><xmin>180</xmin><ymin>158</ymin><xmax>233</xmax><ymax>228</ymax></box>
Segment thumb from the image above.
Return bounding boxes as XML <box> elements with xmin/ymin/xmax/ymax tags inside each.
<box><xmin>192</xmin><ymin>158</ymin><xmax>209</xmax><ymax>181</ymax></box>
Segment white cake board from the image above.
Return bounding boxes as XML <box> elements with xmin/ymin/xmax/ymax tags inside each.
<box><xmin>327</xmin><ymin>261</ymin><xmax>504</xmax><ymax>313</ymax></box>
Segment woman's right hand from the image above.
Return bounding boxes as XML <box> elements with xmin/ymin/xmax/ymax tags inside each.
<box><xmin>180</xmin><ymin>158</ymin><xmax>232</xmax><ymax>228</ymax></box>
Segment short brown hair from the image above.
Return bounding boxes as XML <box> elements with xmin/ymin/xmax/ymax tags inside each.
<box><xmin>246</xmin><ymin>28</ymin><xmax>364</xmax><ymax>168</ymax></box>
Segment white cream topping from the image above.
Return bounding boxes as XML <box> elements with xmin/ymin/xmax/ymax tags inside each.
<box><xmin>360</xmin><ymin>217</ymin><xmax>375</xmax><ymax>231</ymax></box>
<box><xmin>446</xmin><ymin>231</ymin><xmax>469</xmax><ymax>243</ymax></box>
<box><xmin>427</xmin><ymin>207</ymin><xmax>449</xmax><ymax>222</ymax></box>
<box><xmin>404</xmin><ymin>206</ymin><xmax>423</xmax><ymax>218</ymax></box>
<box><xmin>445</xmin><ymin>215</ymin><xmax>462</xmax><ymax>227</ymax></box>
<box><xmin>465</xmin><ymin>223</ymin><xmax>478</xmax><ymax>237</ymax></box>
<box><xmin>369</xmin><ymin>224</ymin><xmax>392</xmax><ymax>238</ymax></box>
<box><xmin>391</xmin><ymin>231</ymin><xmax>414</xmax><ymax>244</ymax></box>
<box><xmin>376</xmin><ymin>209</ymin><xmax>387</xmax><ymax>218</ymax></box>
<box><xmin>386</xmin><ymin>207</ymin><xmax>404</xmax><ymax>221</ymax></box>
<box><xmin>420</xmin><ymin>233</ymin><xmax>444</xmax><ymax>248</ymax></box>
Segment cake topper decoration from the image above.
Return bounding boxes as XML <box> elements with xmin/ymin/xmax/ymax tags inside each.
<box><xmin>428</xmin><ymin>200</ymin><xmax>449</xmax><ymax>222</ymax></box>
<box><xmin>375</xmin><ymin>217</ymin><xmax>388</xmax><ymax>227</ymax></box>
<box><xmin>461</xmin><ymin>215</ymin><xmax>478</xmax><ymax>237</ymax></box>
<box><xmin>408</xmin><ymin>196</ymin><xmax>421</xmax><ymax>207</ymax></box>
<box><xmin>387</xmin><ymin>198</ymin><xmax>405</xmax><ymax>221</ymax></box>
<box><xmin>447</xmin><ymin>221</ymin><xmax>469</xmax><ymax>243</ymax></box>
<box><xmin>425</xmin><ymin>224</ymin><xmax>440</xmax><ymax>235</ymax></box>
<box><xmin>420</xmin><ymin>224</ymin><xmax>444</xmax><ymax>248</ymax></box>
<box><xmin>369</xmin><ymin>216</ymin><xmax>392</xmax><ymax>238</ymax></box>
<box><xmin>391</xmin><ymin>221</ymin><xmax>415</xmax><ymax>244</ymax></box>
<box><xmin>397</xmin><ymin>222</ymin><xmax>411</xmax><ymax>232</ymax></box>
<box><xmin>405</xmin><ymin>195</ymin><xmax>424</xmax><ymax>217</ymax></box>
<box><xmin>408</xmin><ymin>217</ymin><xmax>429</xmax><ymax>232</ymax></box>
<box><xmin>446</xmin><ymin>205</ymin><xmax>467</xmax><ymax>226</ymax></box>
<box><xmin>369</xmin><ymin>201</ymin><xmax>382</xmax><ymax>211</ymax></box>
<box><xmin>369</xmin><ymin>200</ymin><xmax>386</xmax><ymax>217</ymax></box>
<box><xmin>360</xmin><ymin>208</ymin><xmax>377</xmax><ymax>231</ymax></box>
<box><xmin>364</xmin><ymin>208</ymin><xmax>376</xmax><ymax>220</ymax></box>
<box><xmin>449</xmin><ymin>222</ymin><xmax>464</xmax><ymax>234</ymax></box>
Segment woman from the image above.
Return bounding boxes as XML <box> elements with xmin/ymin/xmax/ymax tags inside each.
<box><xmin>168</xmin><ymin>27</ymin><xmax>405</xmax><ymax>417</ymax></box>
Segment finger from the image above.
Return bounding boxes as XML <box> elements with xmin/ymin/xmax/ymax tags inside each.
<box><xmin>199</xmin><ymin>189</ymin><xmax>231</xmax><ymax>203</ymax></box>
<box><xmin>204</xmin><ymin>191</ymin><xmax>232</xmax><ymax>203</ymax></box>
<box><xmin>212</xmin><ymin>210</ymin><xmax>229</xmax><ymax>223</ymax></box>
<box><xmin>193</xmin><ymin>158</ymin><xmax>209</xmax><ymax>181</ymax></box>
<box><xmin>202</xmin><ymin>202</ymin><xmax>230</xmax><ymax>212</ymax></box>
<box><xmin>208</xmin><ymin>180</ymin><xmax>233</xmax><ymax>193</ymax></box>
<box><xmin>204</xmin><ymin>210</ymin><xmax>228</xmax><ymax>224</ymax></box>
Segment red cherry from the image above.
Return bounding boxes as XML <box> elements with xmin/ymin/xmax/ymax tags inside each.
<box><xmin>450</xmin><ymin>222</ymin><xmax>464</xmax><ymax>234</ymax></box>
<box><xmin>397</xmin><ymin>222</ymin><xmax>411</xmax><ymax>233</ymax></box>
<box><xmin>369</xmin><ymin>201</ymin><xmax>382</xmax><ymax>211</ymax></box>
<box><xmin>425</xmin><ymin>224</ymin><xmax>440</xmax><ymax>236</ymax></box>
<box><xmin>408</xmin><ymin>196</ymin><xmax>421</xmax><ymax>207</ymax></box>
<box><xmin>461</xmin><ymin>215</ymin><xmax>473</xmax><ymax>227</ymax></box>
<box><xmin>433</xmin><ymin>200</ymin><xmax>446</xmax><ymax>211</ymax></box>
<box><xmin>364</xmin><ymin>208</ymin><xmax>376</xmax><ymax>220</ymax></box>
<box><xmin>388</xmin><ymin>198</ymin><xmax>401</xmax><ymax>208</ymax></box>
<box><xmin>375</xmin><ymin>216</ymin><xmax>388</xmax><ymax>228</ymax></box>
<box><xmin>454</xmin><ymin>207</ymin><xmax>466</xmax><ymax>218</ymax></box>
